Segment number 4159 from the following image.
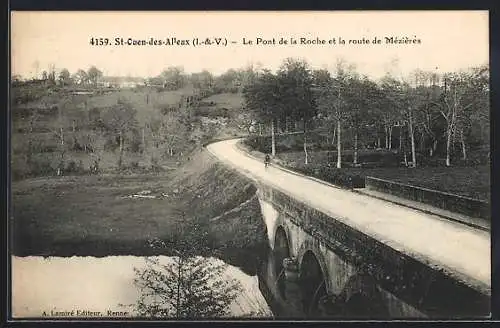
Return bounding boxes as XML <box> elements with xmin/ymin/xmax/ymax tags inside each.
<box><xmin>90</xmin><ymin>38</ymin><xmax>110</xmax><ymax>46</ymax></box>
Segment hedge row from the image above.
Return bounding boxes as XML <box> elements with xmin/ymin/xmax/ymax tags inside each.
<box><xmin>291</xmin><ymin>164</ymin><xmax>365</xmax><ymax>189</ymax></box>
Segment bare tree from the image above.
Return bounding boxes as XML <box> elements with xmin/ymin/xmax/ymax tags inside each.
<box><xmin>74</xmin><ymin>69</ymin><xmax>89</xmax><ymax>86</ymax></box>
<box><xmin>58</xmin><ymin>68</ymin><xmax>71</xmax><ymax>87</ymax></box>
<box><xmin>102</xmin><ymin>99</ymin><xmax>138</xmax><ymax>169</ymax></box>
<box><xmin>86</xmin><ymin>129</ymin><xmax>106</xmax><ymax>174</ymax></box>
<box><xmin>160</xmin><ymin>66</ymin><xmax>186</xmax><ymax>90</ymax></box>
<box><xmin>316</xmin><ymin>60</ymin><xmax>354</xmax><ymax>168</ymax></box>
<box><xmin>430</xmin><ymin>68</ymin><xmax>487</xmax><ymax>167</ymax></box>
<box><xmin>48</xmin><ymin>64</ymin><xmax>56</xmax><ymax>85</ymax></box>
<box><xmin>88</xmin><ymin>66</ymin><xmax>103</xmax><ymax>86</ymax></box>
<box><xmin>49</xmin><ymin>98</ymin><xmax>72</xmax><ymax>175</ymax></box>
<box><xmin>277</xmin><ymin>58</ymin><xmax>317</xmax><ymax>165</ymax></box>
<box><xmin>25</xmin><ymin>109</ymin><xmax>41</xmax><ymax>168</ymax></box>
<box><xmin>242</xmin><ymin>69</ymin><xmax>282</xmax><ymax>157</ymax></box>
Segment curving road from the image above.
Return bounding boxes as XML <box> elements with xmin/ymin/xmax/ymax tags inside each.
<box><xmin>207</xmin><ymin>138</ymin><xmax>491</xmax><ymax>294</ymax></box>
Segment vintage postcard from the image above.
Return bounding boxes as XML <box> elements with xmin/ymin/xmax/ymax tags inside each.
<box><xmin>10</xmin><ymin>11</ymin><xmax>490</xmax><ymax>320</ymax></box>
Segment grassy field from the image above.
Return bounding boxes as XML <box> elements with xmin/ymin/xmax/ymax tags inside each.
<box><xmin>275</xmin><ymin>150</ymin><xmax>490</xmax><ymax>201</ymax></box>
<box><xmin>203</xmin><ymin>92</ymin><xmax>244</xmax><ymax>110</ymax></box>
<box><xmin>86</xmin><ymin>87</ymin><xmax>198</xmax><ymax>124</ymax></box>
<box><xmin>12</xmin><ymin>150</ymin><xmax>268</xmax><ymax>274</ymax></box>
<box><xmin>12</xmin><ymin>86</ymin><xmax>197</xmax><ymax>132</ymax></box>
<box><xmin>11</xmin><ymin>86</ymin><xmax>250</xmax><ymax>179</ymax></box>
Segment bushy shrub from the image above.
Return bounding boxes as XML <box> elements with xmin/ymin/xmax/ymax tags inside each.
<box><xmin>104</xmin><ymin>137</ymin><xmax>119</xmax><ymax>152</ymax></box>
<box><xmin>150</xmin><ymin>160</ymin><xmax>164</xmax><ymax>174</ymax></box>
<box><xmin>118</xmin><ymin>160</ymin><xmax>148</xmax><ymax>174</ymax></box>
<box><xmin>292</xmin><ymin>164</ymin><xmax>365</xmax><ymax>189</ymax></box>
<box><xmin>415</xmin><ymin>154</ymin><xmax>447</xmax><ymax>167</ymax></box>
<box><xmin>194</xmin><ymin>106</ymin><xmax>230</xmax><ymax>119</ymax></box>
<box><xmin>11</xmin><ymin>160</ymin><xmax>31</xmax><ymax>181</ymax></box>
<box><xmin>242</xmin><ymin>136</ymin><xmax>271</xmax><ymax>153</ymax></box>
<box><xmin>160</xmin><ymin>106</ymin><xmax>178</xmax><ymax>115</ymax></box>
<box><xmin>28</xmin><ymin>156</ymin><xmax>55</xmax><ymax>177</ymax></box>
<box><xmin>65</xmin><ymin>160</ymin><xmax>85</xmax><ymax>175</ymax></box>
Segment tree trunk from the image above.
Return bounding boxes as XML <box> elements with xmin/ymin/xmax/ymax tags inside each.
<box><xmin>461</xmin><ymin>129</ymin><xmax>467</xmax><ymax>161</ymax></box>
<box><xmin>27</xmin><ymin>118</ymin><xmax>35</xmax><ymax>165</ymax></box>
<box><xmin>304</xmin><ymin>136</ymin><xmax>309</xmax><ymax>165</ymax></box>
<box><xmin>399</xmin><ymin>127</ymin><xmax>403</xmax><ymax>152</ymax></box>
<box><xmin>142</xmin><ymin>127</ymin><xmax>145</xmax><ymax>153</ymax></box>
<box><xmin>446</xmin><ymin>96</ymin><xmax>459</xmax><ymax>167</ymax></box>
<box><xmin>271</xmin><ymin>120</ymin><xmax>276</xmax><ymax>157</ymax></box>
<box><xmin>452</xmin><ymin>129</ymin><xmax>456</xmax><ymax>153</ymax></box>
<box><xmin>57</xmin><ymin>127</ymin><xmax>65</xmax><ymax>176</ymax></box>
<box><xmin>385</xmin><ymin>126</ymin><xmax>389</xmax><ymax>149</ymax></box>
<box><xmin>353</xmin><ymin>131</ymin><xmax>358</xmax><ymax>165</ymax></box>
<box><xmin>259</xmin><ymin>123</ymin><xmax>262</xmax><ymax>136</ymax></box>
<box><xmin>388</xmin><ymin>127</ymin><xmax>393</xmax><ymax>150</ymax></box>
<box><xmin>377</xmin><ymin>137</ymin><xmax>381</xmax><ymax>149</ymax></box>
<box><xmin>118</xmin><ymin>131</ymin><xmax>124</xmax><ymax>169</ymax></box>
<box><xmin>71</xmin><ymin>120</ymin><xmax>78</xmax><ymax>149</ymax></box>
<box><xmin>409</xmin><ymin>111</ymin><xmax>417</xmax><ymax>168</ymax></box>
<box><xmin>60</xmin><ymin>127</ymin><xmax>64</xmax><ymax>147</ymax></box>
<box><xmin>331</xmin><ymin>126</ymin><xmax>336</xmax><ymax>145</ymax></box>
<box><xmin>303</xmin><ymin>120</ymin><xmax>309</xmax><ymax>165</ymax></box>
<box><xmin>336</xmin><ymin>120</ymin><xmax>342</xmax><ymax>169</ymax></box>
<box><xmin>445</xmin><ymin>126</ymin><xmax>452</xmax><ymax>167</ymax></box>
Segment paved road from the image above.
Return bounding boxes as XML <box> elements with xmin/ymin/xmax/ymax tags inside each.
<box><xmin>207</xmin><ymin>138</ymin><xmax>491</xmax><ymax>294</ymax></box>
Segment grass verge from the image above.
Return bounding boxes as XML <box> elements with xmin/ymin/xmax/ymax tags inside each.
<box><xmin>12</xmin><ymin>150</ymin><xmax>268</xmax><ymax>275</ymax></box>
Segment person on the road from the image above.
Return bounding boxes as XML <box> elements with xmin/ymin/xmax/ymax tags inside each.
<box><xmin>264</xmin><ymin>153</ymin><xmax>271</xmax><ymax>168</ymax></box>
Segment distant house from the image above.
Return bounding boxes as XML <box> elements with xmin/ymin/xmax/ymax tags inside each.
<box><xmin>13</xmin><ymin>78</ymin><xmax>46</xmax><ymax>87</ymax></box>
<box><xmin>98</xmin><ymin>76</ymin><xmax>146</xmax><ymax>88</ymax></box>
<box><xmin>145</xmin><ymin>77</ymin><xmax>165</xmax><ymax>88</ymax></box>
<box><xmin>96</xmin><ymin>81</ymin><xmax>112</xmax><ymax>88</ymax></box>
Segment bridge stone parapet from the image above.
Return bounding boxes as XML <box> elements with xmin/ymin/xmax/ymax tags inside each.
<box><xmin>256</xmin><ymin>182</ymin><xmax>490</xmax><ymax>319</ymax></box>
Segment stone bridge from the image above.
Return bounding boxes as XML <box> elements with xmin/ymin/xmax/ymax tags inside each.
<box><xmin>206</xmin><ymin>138</ymin><xmax>490</xmax><ymax>319</ymax></box>
<box><xmin>256</xmin><ymin>183</ymin><xmax>490</xmax><ymax>319</ymax></box>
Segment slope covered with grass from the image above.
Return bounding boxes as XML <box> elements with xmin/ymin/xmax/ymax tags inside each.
<box><xmin>12</xmin><ymin>149</ymin><xmax>268</xmax><ymax>274</ymax></box>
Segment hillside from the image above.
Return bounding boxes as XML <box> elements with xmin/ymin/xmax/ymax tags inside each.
<box><xmin>12</xmin><ymin>150</ymin><xmax>268</xmax><ymax>275</ymax></box>
<box><xmin>203</xmin><ymin>92</ymin><xmax>244</xmax><ymax>110</ymax></box>
<box><xmin>11</xmin><ymin>85</ymin><xmax>251</xmax><ymax>180</ymax></box>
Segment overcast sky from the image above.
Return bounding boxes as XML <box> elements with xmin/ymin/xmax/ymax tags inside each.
<box><xmin>11</xmin><ymin>11</ymin><xmax>488</xmax><ymax>80</ymax></box>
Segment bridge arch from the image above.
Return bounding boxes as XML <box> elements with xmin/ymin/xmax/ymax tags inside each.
<box><xmin>298</xmin><ymin>250</ymin><xmax>329</xmax><ymax>316</ymax></box>
<box><xmin>274</xmin><ymin>225</ymin><xmax>291</xmax><ymax>298</ymax></box>
<box><xmin>296</xmin><ymin>241</ymin><xmax>332</xmax><ymax>294</ymax></box>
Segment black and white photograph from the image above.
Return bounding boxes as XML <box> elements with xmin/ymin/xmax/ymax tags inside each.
<box><xmin>9</xmin><ymin>11</ymin><xmax>490</xmax><ymax>320</ymax></box>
